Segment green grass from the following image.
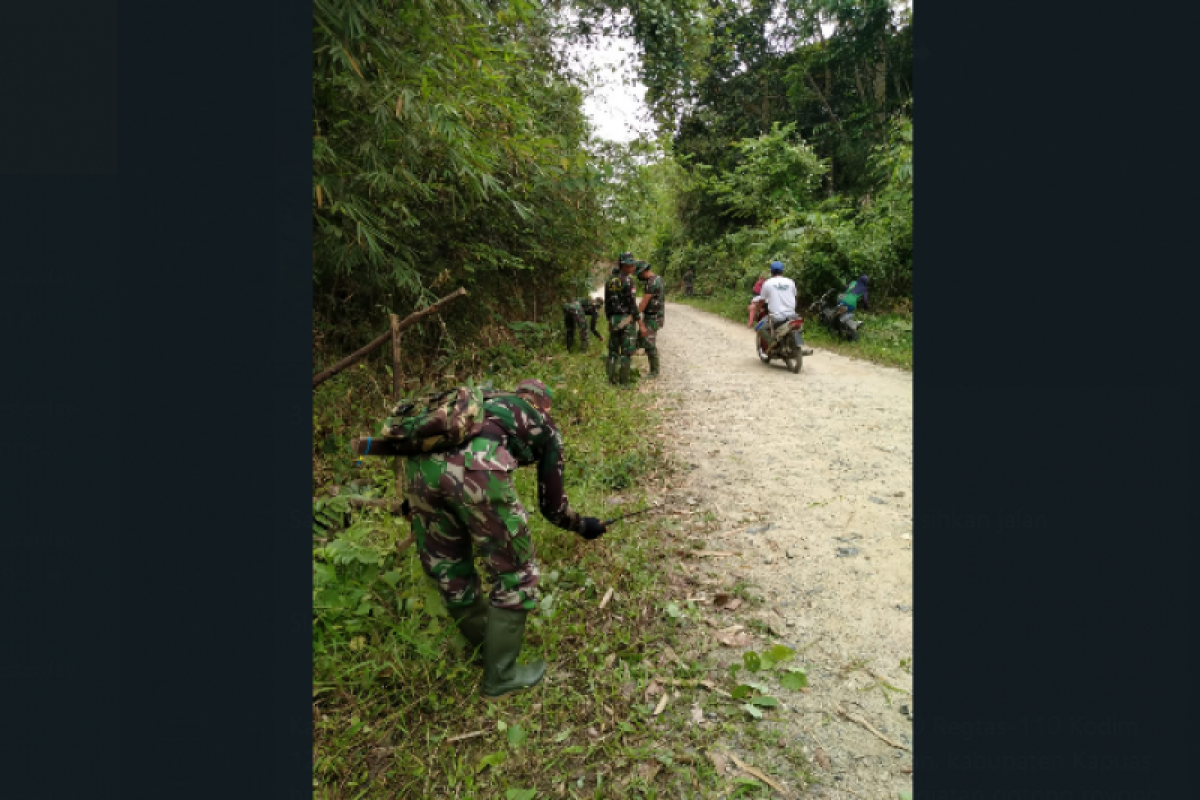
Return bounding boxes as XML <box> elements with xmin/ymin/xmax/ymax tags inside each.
<box><xmin>673</xmin><ymin>289</ymin><xmax>913</xmax><ymax>371</ymax></box>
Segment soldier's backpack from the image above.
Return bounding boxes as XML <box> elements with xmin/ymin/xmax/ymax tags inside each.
<box><xmin>351</xmin><ymin>385</ymin><xmax>516</xmax><ymax>458</ymax></box>
<box><xmin>374</xmin><ymin>385</ymin><xmax>488</xmax><ymax>456</ymax></box>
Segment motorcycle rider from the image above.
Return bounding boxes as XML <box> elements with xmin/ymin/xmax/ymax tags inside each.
<box><xmin>759</xmin><ymin>261</ymin><xmax>813</xmax><ymax>356</ymax></box>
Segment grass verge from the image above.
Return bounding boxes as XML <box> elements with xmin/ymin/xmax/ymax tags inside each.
<box><xmin>673</xmin><ymin>289</ymin><xmax>913</xmax><ymax>371</ymax></box>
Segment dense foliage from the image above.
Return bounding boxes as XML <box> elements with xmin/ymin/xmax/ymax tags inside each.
<box><xmin>313</xmin><ymin>0</ymin><xmax>612</xmax><ymax>364</ymax></box>
<box><xmin>608</xmin><ymin>0</ymin><xmax>914</xmax><ymax>305</ymax></box>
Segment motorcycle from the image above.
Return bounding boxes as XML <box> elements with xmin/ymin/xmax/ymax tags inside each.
<box><xmin>809</xmin><ymin>289</ymin><xmax>865</xmax><ymax>342</ymax></box>
<box><xmin>753</xmin><ymin>308</ymin><xmax>805</xmax><ymax>374</ymax></box>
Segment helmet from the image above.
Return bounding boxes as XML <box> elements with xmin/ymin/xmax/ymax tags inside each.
<box><xmin>636</xmin><ymin>261</ymin><xmax>651</xmax><ymax>275</ymax></box>
<box><xmin>618</xmin><ymin>252</ymin><xmax>635</xmax><ymax>265</ymax></box>
<box><xmin>770</xmin><ymin>261</ymin><xmax>784</xmax><ymax>274</ymax></box>
<box><xmin>859</xmin><ymin>274</ymin><xmax>870</xmax><ymax>284</ymax></box>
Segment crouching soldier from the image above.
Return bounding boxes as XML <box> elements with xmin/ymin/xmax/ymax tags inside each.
<box><xmin>562</xmin><ymin>298</ymin><xmax>588</xmax><ymax>352</ymax></box>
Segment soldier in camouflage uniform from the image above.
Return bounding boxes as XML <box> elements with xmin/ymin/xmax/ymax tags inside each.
<box><xmin>403</xmin><ymin>379</ymin><xmax>607</xmax><ymax>700</ymax></box>
<box><xmin>563</xmin><ymin>297</ymin><xmax>603</xmax><ymax>352</ymax></box>
<box><xmin>604</xmin><ymin>253</ymin><xmax>647</xmax><ymax>385</ymax></box>
<box><xmin>562</xmin><ymin>299</ymin><xmax>588</xmax><ymax>352</ymax></box>
<box><xmin>635</xmin><ymin>261</ymin><xmax>665</xmax><ymax>378</ymax></box>
<box><xmin>683</xmin><ymin>268</ymin><xmax>695</xmax><ymax>296</ymax></box>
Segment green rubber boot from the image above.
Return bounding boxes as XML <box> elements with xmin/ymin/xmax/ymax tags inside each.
<box><xmin>647</xmin><ymin>352</ymin><xmax>660</xmax><ymax>377</ymax></box>
<box><xmin>481</xmin><ymin>607</ymin><xmax>546</xmax><ymax>701</ymax></box>
<box><xmin>447</xmin><ymin>594</ymin><xmax>489</xmax><ymax>665</ymax></box>
<box><xmin>618</xmin><ymin>361</ymin><xmax>632</xmax><ymax>386</ymax></box>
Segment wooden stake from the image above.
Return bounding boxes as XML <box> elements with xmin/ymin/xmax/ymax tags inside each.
<box><xmin>388</xmin><ymin>313</ymin><xmax>403</xmax><ymax>400</ymax></box>
<box><xmin>389</xmin><ymin>312</ymin><xmax>404</xmax><ymax>499</ymax></box>
<box><xmin>312</xmin><ymin>287</ymin><xmax>467</xmax><ymax>388</ymax></box>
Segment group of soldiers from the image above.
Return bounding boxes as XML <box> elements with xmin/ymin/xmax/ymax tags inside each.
<box><xmin>561</xmin><ymin>251</ymin><xmax>666</xmax><ymax>386</ymax></box>
<box><xmin>397</xmin><ymin>251</ymin><xmax>667</xmax><ymax>702</ymax></box>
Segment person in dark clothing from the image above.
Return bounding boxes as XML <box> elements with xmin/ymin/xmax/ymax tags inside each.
<box><xmin>838</xmin><ymin>275</ymin><xmax>870</xmax><ymax>313</ymax></box>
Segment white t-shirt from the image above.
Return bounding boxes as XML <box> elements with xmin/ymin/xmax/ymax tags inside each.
<box><xmin>760</xmin><ymin>275</ymin><xmax>797</xmax><ymax>317</ymax></box>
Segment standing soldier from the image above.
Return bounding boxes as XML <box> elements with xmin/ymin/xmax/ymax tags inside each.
<box><xmin>403</xmin><ymin>379</ymin><xmax>608</xmax><ymax>700</ymax></box>
<box><xmin>635</xmin><ymin>261</ymin><xmax>665</xmax><ymax>378</ymax></box>
<box><xmin>604</xmin><ymin>253</ymin><xmax>646</xmax><ymax>385</ymax></box>
<box><xmin>683</xmin><ymin>267</ymin><xmax>695</xmax><ymax>297</ymax></box>
<box><xmin>562</xmin><ymin>298</ymin><xmax>589</xmax><ymax>352</ymax></box>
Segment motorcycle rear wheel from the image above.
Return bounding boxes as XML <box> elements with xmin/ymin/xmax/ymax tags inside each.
<box><xmin>786</xmin><ymin>349</ymin><xmax>802</xmax><ymax>373</ymax></box>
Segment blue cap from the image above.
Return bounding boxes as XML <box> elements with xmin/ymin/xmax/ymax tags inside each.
<box><xmin>769</xmin><ymin>261</ymin><xmax>784</xmax><ymax>273</ymax></box>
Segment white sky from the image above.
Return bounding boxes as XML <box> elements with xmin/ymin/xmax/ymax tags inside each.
<box><xmin>559</xmin><ymin>12</ymin><xmax>655</xmax><ymax>144</ymax></box>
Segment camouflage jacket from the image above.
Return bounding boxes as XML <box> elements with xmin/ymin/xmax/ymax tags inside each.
<box><xmin>477</xmin><ymin>395</ymin><xmax>582</xmax><ymax>534</ymax></box>
<box><xmin>604</xmin><ymin>272</ymin><xmax>641</xmax><ymax>318</ymax></box>
<box><xmin>639</xmin><ymin>275</ymin><xmax>665</xmax><ymax>321</ymax></box>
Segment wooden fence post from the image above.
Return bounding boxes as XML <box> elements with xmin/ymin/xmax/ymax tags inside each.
<box><xmin>312</xmin><ymin>287</ymin><xmax>468</xmax><ymax>389</ymax></box>
<box><xmin>388</xmin><ymin>312</ymin><xmax>404</xmax><ymax>501</ymax></box>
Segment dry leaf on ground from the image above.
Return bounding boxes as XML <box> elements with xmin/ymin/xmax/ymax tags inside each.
<box><xmin>638</xmin><ymin>762</ymin><xmax>661</xmax><ymax>782</ymax></box>
<box><xmin>719</xmin><ymin>632</ymin><xmax>755</xmax><ymax>647</ymax></box>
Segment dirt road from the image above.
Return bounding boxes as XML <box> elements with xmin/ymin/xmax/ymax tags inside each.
<box><xmin>648</xmin><ymin>301</ymin><xmax>913</xmax><ymax>798</ymax></box>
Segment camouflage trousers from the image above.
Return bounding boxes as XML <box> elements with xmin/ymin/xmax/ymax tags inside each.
<box><xmin>606</xmin><ymin>315</ymin><xmax>637</xmax><ymax>376</ymax></box>
<box><xmin>403</xmin><ymin>447</ymin><xmax>539</xmax><ymax>611</ymax></box>
<box><xmin>635</xmin><ymin>316</ymin><xmax>661</xmax><ymax>358</ymax></box>
<box><xmin>563</xmin><ymin>303</ymin><xmax>589</xmax><ymax>351</ymax></box>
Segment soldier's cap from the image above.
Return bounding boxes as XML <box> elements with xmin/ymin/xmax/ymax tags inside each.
<box><xmin>636</xmin><ymin>261</ymin><xmax>652</xmax><ymax>274</ymax></box>
<box><xmin>618</xmin><ymin>252</ymin><xmax>635</xmax><ymax>265</ymax></box>
<box><xmin>515</xmin><ymin>379</ymin><xmax>555</xmax><ymax>406</ymax></box>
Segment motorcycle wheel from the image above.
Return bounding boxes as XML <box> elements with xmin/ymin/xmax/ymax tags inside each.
<box><xmin>757</xmin><ymin>339</ymin><xmax>770</xmax><ymax>364</ymax></box>
<box><xmin>786</xmin><ymin>348</ymin><xmax>802</xmax><ymax>374</ymax></box>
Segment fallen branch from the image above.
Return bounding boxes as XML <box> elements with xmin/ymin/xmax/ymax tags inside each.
<box><xmin>728</xmin><ymin>752</ymin><xmax>791</xmax><ymax>797</ymax></box>
<box><xmin>312</xmin><ymin>287</ymin><xmax>468</xmax><ymax>388</ymax></box>
<box><xmin>835</xmin><ymin>704</ymin><xmax>910</xmax><ymax>751</ymax></box>
<box><xmin>446</xmin><ymin>729</ymin><xmax>487</xmax><ymax>743</ymax></box>
<box><xmin>658</xmin><ymin>677</ymin><xmax>733</xmax><ymax>699</ymax></box>
<box><xmin>598</xmin><ymin>587</ymin><xmax>615</xmax><ymax>609</ymax></box>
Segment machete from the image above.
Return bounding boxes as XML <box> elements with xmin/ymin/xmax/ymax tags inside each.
<box><xmin>601</xmin><ymin>507</ymin><xmax>658</xmax><ymax>527</ymax></box>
